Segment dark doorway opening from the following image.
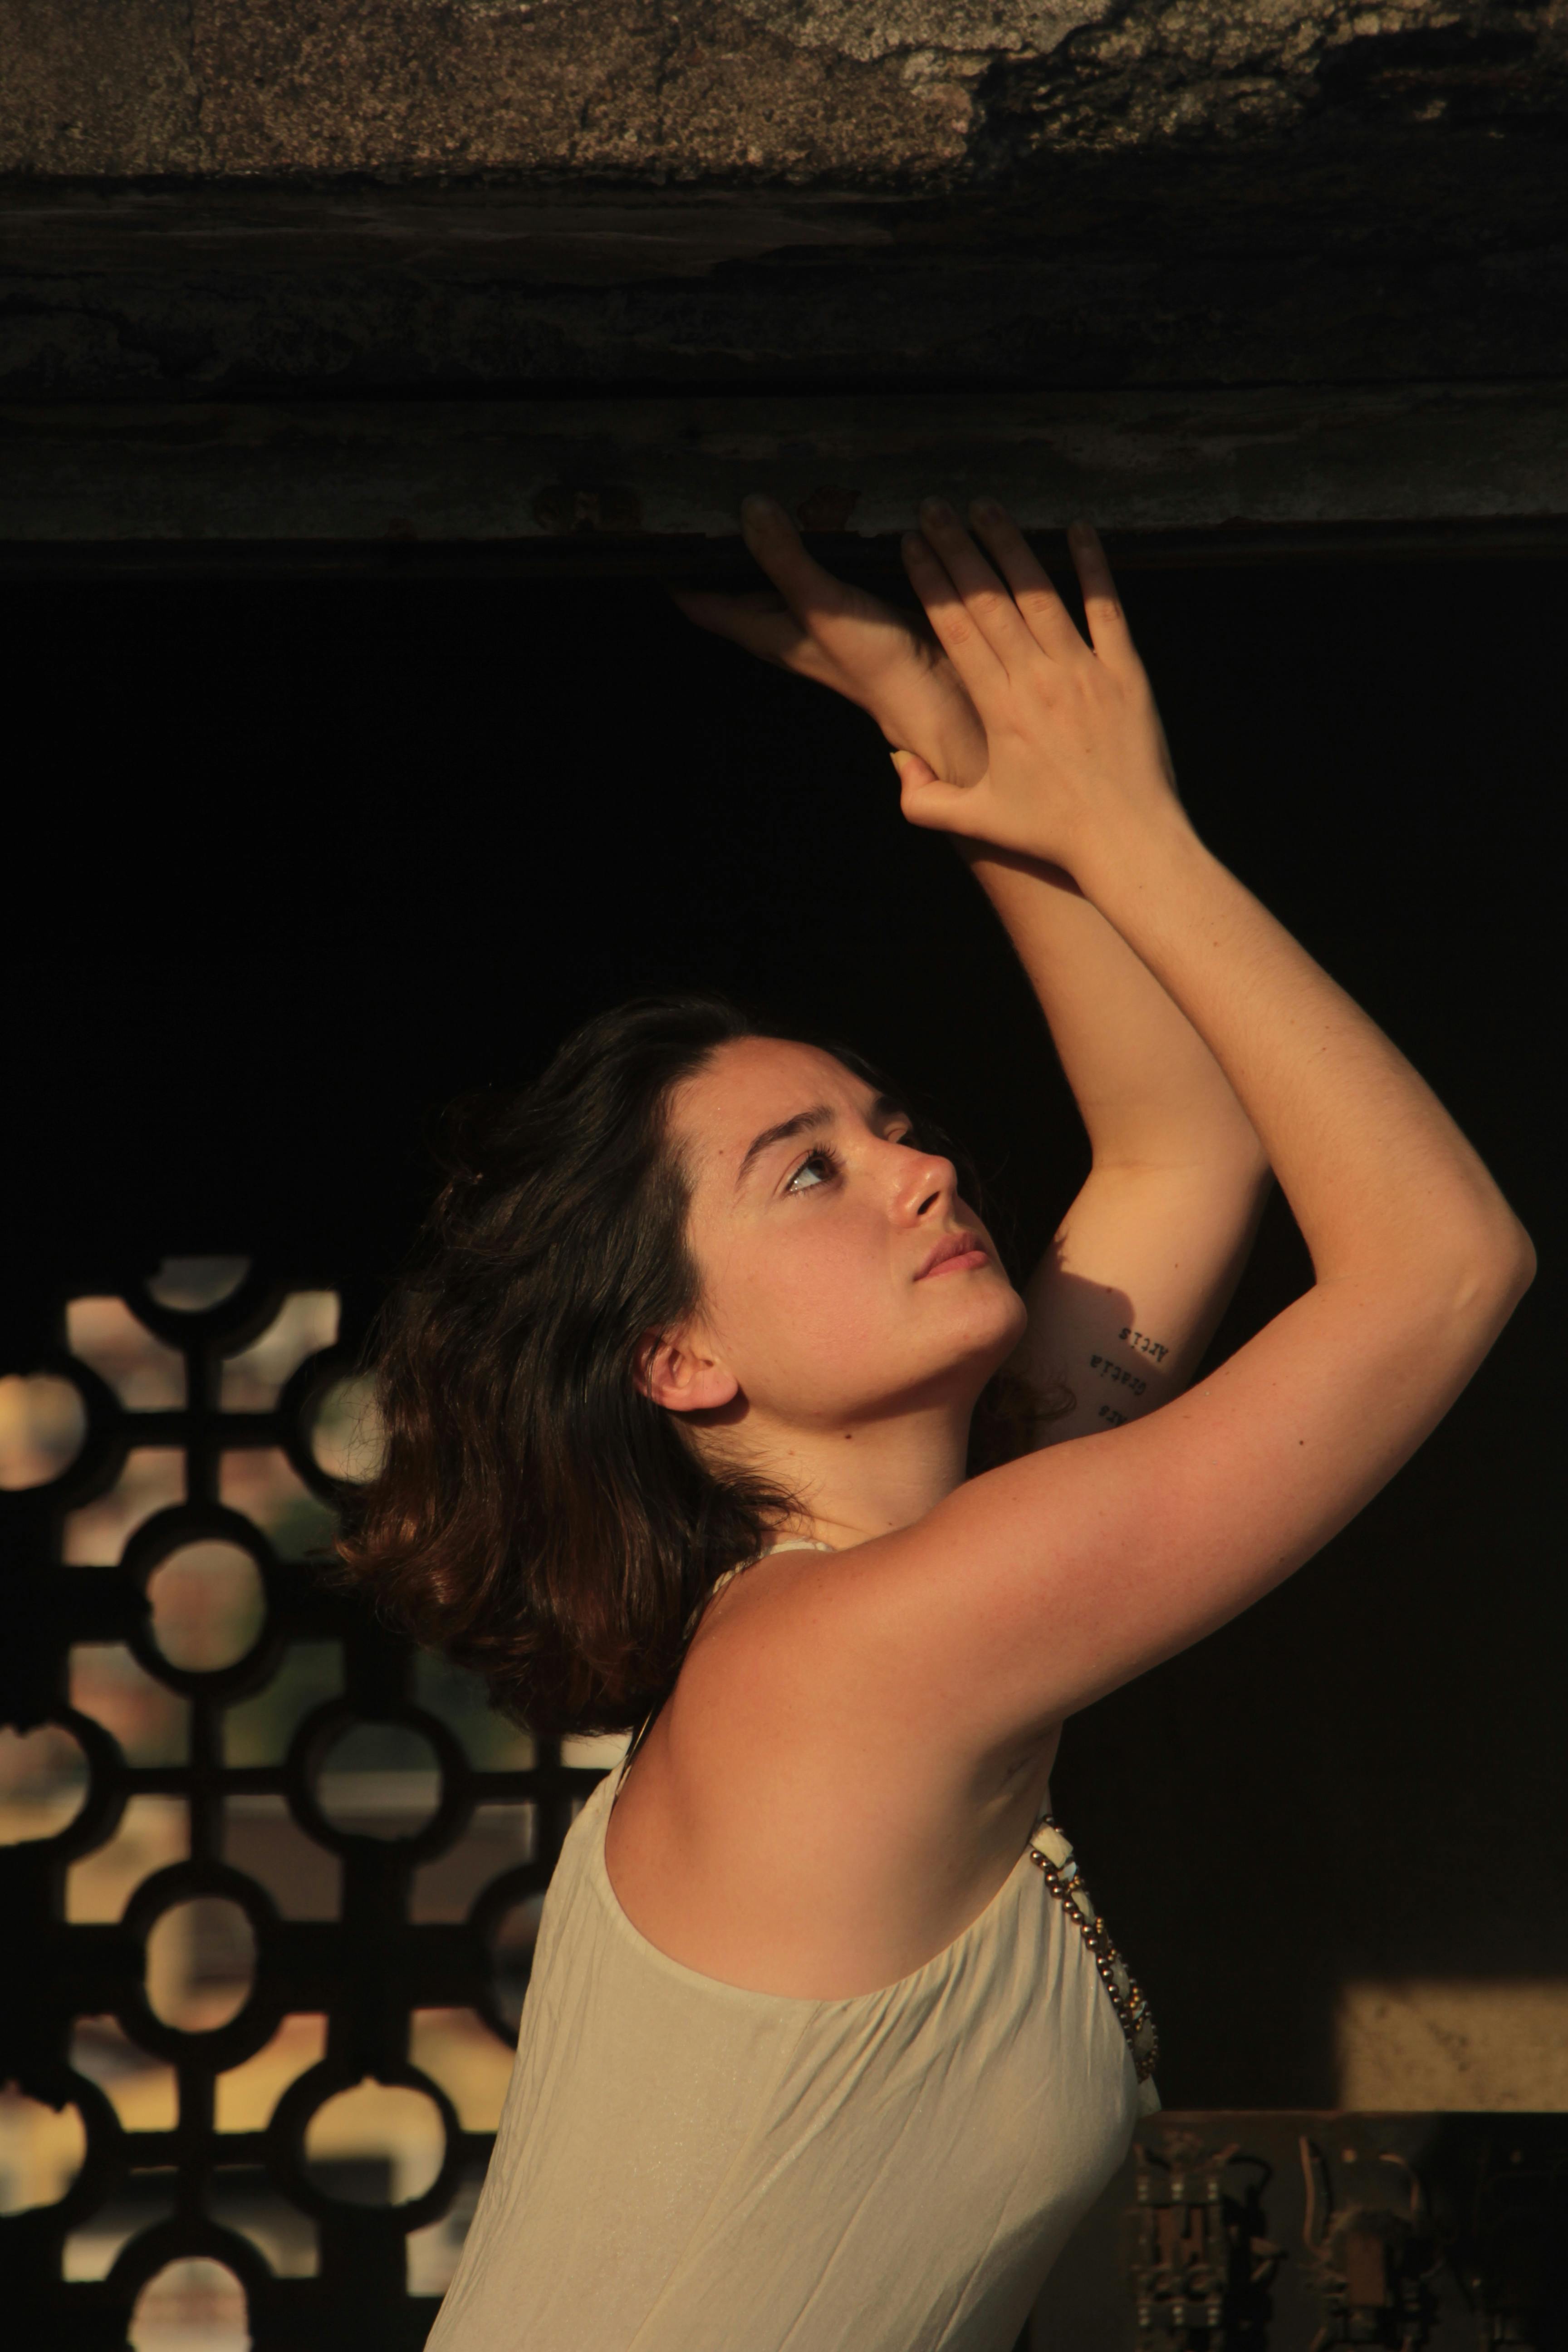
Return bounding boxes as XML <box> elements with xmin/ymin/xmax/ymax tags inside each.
<box><xmin>4</xmin><ymin>545</ymin><xmax>1563</xmax><ymax>2343</ymax></box>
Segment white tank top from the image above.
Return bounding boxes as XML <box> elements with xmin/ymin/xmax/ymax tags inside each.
<box><xmin>426</xmin><ymin>1544</ymin><xmax>1159</xmax><ymax>2352</ymax></box>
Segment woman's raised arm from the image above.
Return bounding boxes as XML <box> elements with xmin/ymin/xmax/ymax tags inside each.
<box><xmin>676</xmin><ymin>500</ymin><xmax>1270</xmax><ymax>1446</ymax></box>
<box><xmin>808</xmin><ymin>502</ymin><xmax>1534</xmax><ymax>1757</ymax></box>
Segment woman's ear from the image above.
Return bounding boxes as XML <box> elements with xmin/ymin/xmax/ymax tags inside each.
<box><xmin>634</xmin><ymin>1327</ymin><xmax>740</xmax><ymax>1414</ymax></box>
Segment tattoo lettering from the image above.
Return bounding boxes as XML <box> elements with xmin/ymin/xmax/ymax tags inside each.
<box><xmin>1097</xmin><ymin>1404</ymin><xmax>1127</xmax><ymax>1428</ymax></box>
<box><xmin>1118</xmin><ymin>1327</ymin><xmax>1170</xmax><ymax>1362</ymax></box>
<box><xmin>1089</xmin><ymin>1353</ymin><xmax>1147</xmax><ymax>1398</ymax></box>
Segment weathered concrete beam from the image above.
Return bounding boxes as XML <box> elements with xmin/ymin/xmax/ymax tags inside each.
<box><xmin>5</xmin><ymin>6</ymin><xmax>1565</xmax><ymax>399</ymax></box>
<box><xmin>3</xmin><ymin>0</ymin><xmax>1565</xmax><ymax>185</ymax></box>
<box><xmin>1</xmin><ymin>387</ymin><xmax>1563</xmax><ymax>566</ymax></box>
<box><xmin>5</xmin><ymin>180</ymin><xmax>1567</xmax><ymax>400</ymax></box>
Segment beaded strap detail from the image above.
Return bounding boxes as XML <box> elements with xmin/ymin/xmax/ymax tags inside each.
<box><xmin>1027</xmin><ymin>1815</ymin><xmax>1159</xmax><ymax>2083</ymax></box>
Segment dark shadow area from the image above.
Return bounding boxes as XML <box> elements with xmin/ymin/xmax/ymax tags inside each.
<box><xmin>5</xmin><ymin>547</ymin><xmax>1561</xmax><ymax>2109</ymax></box>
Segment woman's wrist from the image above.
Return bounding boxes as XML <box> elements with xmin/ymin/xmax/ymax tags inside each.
<box><xmin>1056</xmin><ymin>801</ymin><xmax>1210</xmax><ymax>919</ymax></box>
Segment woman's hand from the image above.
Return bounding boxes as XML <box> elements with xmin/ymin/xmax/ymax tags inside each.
<box><xmin>895</xmin><ymin>502</ymin><xmax>1185</xmax><ymax>876</ymax></box>
<box><xmin>672</xmin><ymin>495</ymin><xmax>989</xmax><ymax>792</ymax></box>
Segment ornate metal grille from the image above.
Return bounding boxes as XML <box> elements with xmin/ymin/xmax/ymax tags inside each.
<box><xmin>0</xmin><ymin>1259</ymin><xmax>616</xmax><ymax>2350</ymax></box>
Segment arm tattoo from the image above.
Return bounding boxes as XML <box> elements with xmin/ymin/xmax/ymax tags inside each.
<box><xmin>1118</xmin><ymin>1326</ymin><xmax>1170</xmax><ymax>1362</ymax></box>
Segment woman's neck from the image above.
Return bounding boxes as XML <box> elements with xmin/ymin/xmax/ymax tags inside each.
<box><xmin>724</xmin><ymin>1398</ymin><xmax>974</xmax><ymax>1553</ymax></box>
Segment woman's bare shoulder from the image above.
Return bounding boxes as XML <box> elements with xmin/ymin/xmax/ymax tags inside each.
<box><xmin>601</xmin><ymin>1581</ymin><xmax>1058</xmax><ymax>1999</ymax></box>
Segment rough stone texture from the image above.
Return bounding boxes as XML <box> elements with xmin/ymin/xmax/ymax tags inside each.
<box><xmin>727</xmin><ymin>0</ymin><xmax>1118</xmax><ymax>64</ymax></box>
<box><xmin>3</xmin><ymin>164</ymin><xmax>1566</xmax><ymax>399</ymax></box>
<box><xmin>1</xmin><ymin>383</ymin><xmax>1563</xmax><ymax>549</ymax></box>
<box><xmin>0</xmin><ymin>0</ymin><xmax>1563</xmax><ymax>180</ymax></box>
<box><xmin>0</xmin><ymin>0</ymin><xmax>203</xmax><ymax>178</ymax></box>
<box><xmin>1</xmin><ymin>0</ymin><xmax>1564</xmax><ymax>514</ymax></box>
<box><xmin>0</xmin><ymin>0</ymin><xmax>971</xmax><ymax>180</ymax></box>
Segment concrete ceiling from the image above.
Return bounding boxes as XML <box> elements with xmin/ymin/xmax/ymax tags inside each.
<box><xmin>2</xmin><ymin>0</ymin><xmax>1564</xmax><ymax>549</ymax></box>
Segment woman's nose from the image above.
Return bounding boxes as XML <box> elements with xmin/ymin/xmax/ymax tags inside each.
<box><xmin>895</xmin><ymin>1149</ymin><xmax>959</xmax><ymax>1224</ymax></box>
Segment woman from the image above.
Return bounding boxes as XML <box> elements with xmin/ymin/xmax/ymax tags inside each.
<box><xmin>341</xmin><ymin>501</ymin><xmax>1532</xmax><ymax>2351</ymax></box>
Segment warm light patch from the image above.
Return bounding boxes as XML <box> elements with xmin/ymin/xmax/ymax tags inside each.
<box><xmin>1337</xmin><ymin>1979</ymin><xmax>1568</xmax><ymax>2109</ymax></box>
<box><xmin>304</xmin><ymin>2080</ymin><xmax>446</xmax><ymax>2205</ymax></box>
<box><xmin>147</xmin><ymin>1542</ymin><xmax>267</xmax><ymax>1672</ymax></box>
<box><xmin>411</xmin><ymin>2009</ymin><xmax>513</xmax><ymax>2132</ymax></box>
<box><xmin>64</xmin><ymin>1450</ymin><xmax>185</xmax><ymax>1565</ymax></box>
<box><xmin>0</xmin><ymin>2086</ymin><xmax>87</xmax><ymax>2213</ymax></box>
<box><xmin>67</xmin><ymin>1797</ymin><xmax>187</xmax><ymax>1922</ymax></box>
<box><xmin>64</xmin><ymin>2174</ymin><xmax>179</xmax><ymax>2281</ymax></box>
<box><xmin>0</xmin><ymin>1372</ymin><xmax>87</xmax><ymax>1488</ymax></box>
<box><xmin>71</xmin><ymin>1645</ymin><xmax>188</xmax><ymax>1765</ymax></box>
<box><xmin>129</xmin><ymin>2257</ymin><xmax>250</xmax><ymax>2351</ymax></box>
<box><xmin>216</xmin><ymin>2014</ymin><xmax>328</xmax><ymax>2134</ymax></box>
<box><xmin>0</xmin><ymin>1721</ymin><xmax>89</xmax><ymax>1843</ymax></box>
<box><xmin>66</xmin><ymin>1298</ymin><xmax>186</xmax><ymax>1411</ymax></box>
<box><xmin>146</xmin><ymin>1897</ymin><xmax>256</xmax><ymax>2033</ymax></box>
<box><xmin>220</xmin><ymin>1292</ymin><xmax>339</xmax><ymax>1412</ymax></box>
<box><xmin>70</xmin><ymin>2017</ymin><xmax>179</xmax><ymax>2132</ymax></box>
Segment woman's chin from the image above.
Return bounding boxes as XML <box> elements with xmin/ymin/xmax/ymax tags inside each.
<box><xmin>964</xmin><ymin>1280</ymin><xmax>1030</xmax><ymax>1362</ymax></box>
<box><xmin>917</xmin><ymin>1307</ymin><xmax>1031</xmax><ymax>1406</ymax></box>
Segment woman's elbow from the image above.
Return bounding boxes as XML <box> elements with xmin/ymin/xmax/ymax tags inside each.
<box><xmin>1454</xmin><ymin>1213</ymin><xmax>1536</xmax><ymax>1327</ymax></box>
<box><xmin>1498</xmin><ymin>1218</ymin><xmax>1538</xmax><ymax>1304</ymax></box>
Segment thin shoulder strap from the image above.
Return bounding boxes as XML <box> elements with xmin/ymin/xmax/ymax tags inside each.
<box><xmin>613</xmin><ymin>1705</ymin><xmax>657</xmax><ymax>1801</ymax></box>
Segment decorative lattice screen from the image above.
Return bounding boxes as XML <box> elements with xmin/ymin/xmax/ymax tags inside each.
<box><xmin>0</xmin><ymin>1259</ymin><xmax>620</xmax><ymax>2351</ymax></box>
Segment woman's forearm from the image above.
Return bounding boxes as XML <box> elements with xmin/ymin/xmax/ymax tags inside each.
<box><xmin>959</xmin><ymin>839</ymin><xmax>1264</xmax><ymax>1178</ymax></box>
<box><xmin>956</xmin><ymin>840</ymin><xmax>1271</xmax><ymax>1437</ymax></box>
<box><xmin>1074</xmin><ymin>810</ymin><xmax>1530</xmax><ymax>1296</ymax></box>
<box><xmin>891</xmin><ymin>500</ymin><xmax>1531</xmax><ymax>1419</ymax></box>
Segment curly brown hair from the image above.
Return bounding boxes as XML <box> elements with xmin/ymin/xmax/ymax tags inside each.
<box><xmin>333</xmin><ymin>994</ymin><xmax>1065</xmax><ymax>1737</ymax></box>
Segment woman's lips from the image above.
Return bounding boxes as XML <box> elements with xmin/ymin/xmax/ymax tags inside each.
<box><xmin>915</xmin><ymin>1234</ymin><xmax>988</xmax><ymax>1279</ymax></box>
<box><xmin>921</xmin><ymin>1248</ymin><xmax>989</xmax><ymax>1279</ymax></box>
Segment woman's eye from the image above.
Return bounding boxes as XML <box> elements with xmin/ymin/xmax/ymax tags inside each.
<box><xmin>785</xmin><ymin>1149</ymin><xmax>837</xmax><ymax>1194</ymax></box>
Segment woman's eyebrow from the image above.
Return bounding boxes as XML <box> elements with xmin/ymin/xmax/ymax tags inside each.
<box><xmin>734</xmin><ymin>1104</ymin><xmax>833</xmax><ymax>1192</ymax></box>
<box><xmin>733</xmin><ymin>1093</ymin><xmax>907</xmax><ymax>1193</ymax></box>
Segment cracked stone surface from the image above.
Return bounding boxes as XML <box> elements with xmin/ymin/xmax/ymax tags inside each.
<box><xmin>1</xmin><ymin>0</ymin><xmax>1564</xmax><ymax>398</ymax></box>
<box><xmin>1</xmin><ymin>0</ymin><xmax>1564</xmax><ymax>179</ymax></box>
<box><xmin>723</xmin><ymin>0</ymin><xmax>1120</xmax><ymax>66</ymax></box>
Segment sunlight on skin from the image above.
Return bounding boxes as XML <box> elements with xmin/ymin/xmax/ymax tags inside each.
<box><xmin>639</xmin><ymin>1036</ymin><xmax>1026</xmax><ymax>1552</ymax></box>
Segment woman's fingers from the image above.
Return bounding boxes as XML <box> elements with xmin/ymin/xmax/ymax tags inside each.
<box><xmin>889</xmin><ymin>746</ymin><xmax>988</xmax><ymax>839</ymax></box>
<box><xmin>1065</xmin><ymin>520</ymin><xmax>1137</xmax><ymax>663</ymax></box>
<box><xmin>966</xmin><ymin>502</ymin><xmax>1085</xmax><ymax>661</ymax></box>
<box><xmin>670</xmin><ymin>587</ymin><xmax>810</xmax><ymax>672</ymax></box>
<box><xmin>900</xmin><ymin>529</ymin><xmax>1009</xmax><ymax>700</ymax></box>
<box><xmin>733</xmin><ymin>495</ymin><xmax>930</xmax><ymax>689</ymax></box>
<box><xmin>739</xmin><ymin>495</ymin><xmax>852</xmax><ymax>622</ymax></box>
<box><xmin>721</xmin><ymin>495</ymin><xmax>1129</xmax><ymax>682</ymax></box>
<box><xmin>912</xmin><ymin>500</ymin><xmax>1042</xmax><ymax>670</ymax></box>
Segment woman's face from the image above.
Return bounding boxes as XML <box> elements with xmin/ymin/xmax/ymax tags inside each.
<box><xmin>663</xmin><ymin>1036</ymin><xmax>1026</xmax><ymax>1431</ymax></box>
